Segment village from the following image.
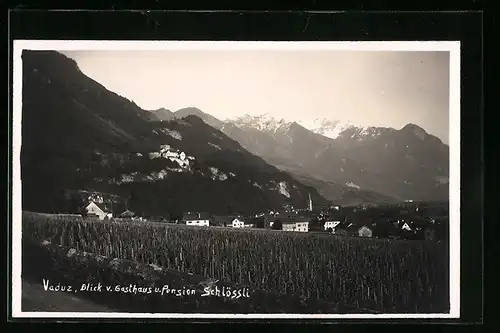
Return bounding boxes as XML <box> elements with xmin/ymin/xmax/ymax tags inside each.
<box><xmin>53</xmin><ymin>135</ymin><xmax>449</xmax><ymax>243</ymax></box>
<box><xmin>76</xmin><ymin>191</ymin><xmax>449</xmax><ymax>242</ymax></box>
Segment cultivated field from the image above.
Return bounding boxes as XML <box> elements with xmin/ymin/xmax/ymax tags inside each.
<box><xmin>22</xmin><ymin>212</ymin><xmax>449</xmax><ymax>313</ymax></box>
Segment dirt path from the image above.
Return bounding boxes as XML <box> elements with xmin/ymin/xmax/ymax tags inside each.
<box><xmin>22</xmin><ymin>279</ymin><xmax>116</xmax><ymax>312</ymax></box>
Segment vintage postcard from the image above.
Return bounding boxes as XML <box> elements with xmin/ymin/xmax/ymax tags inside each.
<box><xmin>11</xmin><ymin>40</ymin><xmax>460</xmax><ymax>319</ymax></box>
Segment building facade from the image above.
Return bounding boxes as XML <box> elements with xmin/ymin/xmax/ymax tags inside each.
<box><xmin>231</xmin><ymin>218</ymin><xmax>245</xmax><ymax>228</ymax></box>
<box><xmin>324</xmin><ymin>221</ymin><xmax>341</xmax><ymax>231</ymax></box>
<box><xmin>183</xmin><ymin>212</ymin><xmax>210</xmax><ymax>227</ymax></box>
<box><xmin>186</xmin><ymin>219</ymin><xmax>210</xmax><ymax>226</ymax></box>
<box><xmin>85</xmin><ymin>201</ymin><xmax>112</xmax><ymax>220</ymax></box>
<box><xmin>282</xmin><ymin>221</ymin><xmax>309</xmax><ymax>232</ymax></box>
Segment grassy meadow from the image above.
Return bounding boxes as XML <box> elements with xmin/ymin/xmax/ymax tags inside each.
<box><xmin>22</xmin><ymin>212</ymin><xmax>449</xmax><ymax>313</ymax></box>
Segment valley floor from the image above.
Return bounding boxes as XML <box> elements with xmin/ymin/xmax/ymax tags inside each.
<box><xmin>18</xmin><ymin>211</ymin><xmax>449</xmax><ymax>315</ymax></box>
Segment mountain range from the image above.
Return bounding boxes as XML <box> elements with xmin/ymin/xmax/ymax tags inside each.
<box><xmin>151</xmin><ymin>108</ymin><xmax>449</xmax><ymax>203</ymax></box>
<box><xmin>20</xmin><ymin>51</ymin><xmax>328</xmax><ymax>217</ymax></box>
<box><xmin>20</xmin><ymin>50</ymin><xmax>449</xmax><ymax>217</ymax></box>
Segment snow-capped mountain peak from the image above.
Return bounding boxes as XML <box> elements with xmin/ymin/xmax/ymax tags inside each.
<box><xmin>228</xmin><ymin>113</ymin><xmax>292</xmax><ymax>133</ymax></box>
<box><xmin>227</xmin><ymin>114</ymin><xmax>387</xmax><ymax>141</ymax></box>
<box><xmin>297</xmin><ymin>118</ymin><xmax>358</xmax><ymax>139</ymax></box>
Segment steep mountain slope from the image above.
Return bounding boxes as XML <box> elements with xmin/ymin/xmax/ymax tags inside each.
<box><xmin>21</xmin><ymin>51</ymin><xmax>328</xmax><ymax>216</ymax></box>
<box><xmin>149</xmin><ymin>111</ymin><xmax>400</xmax><ymax>204</ymax></box>
<box><xmin>291</xmin><ymin>173</ymin><xmax>399</xmax><ymax>207</ymax></box>
<box><xmin>220</xmin><ymin>119</ymin><xmax>400</xmax><ymax>203</ymax></box>
<box><xmin>174</xmin><ymin>107</ymin><xmax>224</xmax><ymax>129</ymax></box>
<box><xmin>297</xmin><ymin>118</ymin><xmax>355</xmax><ymax>140</ymax></box>
<box><xmin>22</xmin><ymin>51</ymin><xmax>160</xmax><ymax>156</ymax></box>
<box><xmin>150</xmin><ymin>107</ymin><xmax>175</xmax><ymax>121</ymax></box>
<box><xmin>222</xmin><ymin>114</ymin><xmax>449</xmax><ymax>201</ymax></box>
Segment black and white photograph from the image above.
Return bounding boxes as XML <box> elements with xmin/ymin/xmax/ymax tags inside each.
<box><xmin>11</xmin><ymin>40</ymin><xmax>460</xmax><ymax>319</ymax></box>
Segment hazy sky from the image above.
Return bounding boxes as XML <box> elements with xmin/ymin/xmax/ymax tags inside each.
<box><xmin>62</xmin><ymin>50</ymin><xmax>450</xmax><ymax>144</ymax></box>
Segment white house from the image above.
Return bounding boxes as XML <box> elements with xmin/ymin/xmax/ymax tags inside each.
<box><xmin>282</xmin><ymin>221</ymin><xmax>309</xmax><ymax>232</ymax></box>
<box><xmin>231</xmin><ymin>218</ymin><xmax>245</xmax><ymax>228</ymax></box>
<box><xmin>183</xmin><ymin>212</ymin><xmax>210</xmax><ymax>227</ymax></box>
<box><xmin>402</xmin><ymin>222</ymin><xmax>412</xmax><ymax>231</ymax></box>
<box><xmin>160</xmin><ymin>144</ymin><xmax>172</xmax><ymax>153</ymax></box>
<box><xmin>358</xmin><ymin>225</ymin><xmax>373</xmax><ymax>238</ymax></box>
<box><xmin>324</xmin><ymin>221</ymin><xmax>341</xmax><ymax>231</ymax></box>
<box><xmin>162</xmin><ymin>149</ymin><xmax>190</xmax><ymax>168</ymax></box>
<box><xmin>163</xmin><ymin>151</ymin><xmax>178</xmax><ymax>158</ymax></box>
<box><xmin>186</xmin><ymin>219</ymin><xmax>209</xmax><ymax>227</ymax></box>
<box><xmin>85</xmin><ymin>201</ymin><xmax>112</xmax><ymax>220</ymax></box>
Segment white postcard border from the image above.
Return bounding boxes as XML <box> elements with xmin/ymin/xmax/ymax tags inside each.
<box><xmin>11</xmin><ymin>40</ymin><xmax>461</xmax><ymax>319</ymax></box>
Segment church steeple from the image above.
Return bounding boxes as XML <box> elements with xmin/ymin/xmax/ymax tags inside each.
<box><xmin>308</xmin><ymin>193</ymin><xmax>313</xmax><ymax>212</ymax></box>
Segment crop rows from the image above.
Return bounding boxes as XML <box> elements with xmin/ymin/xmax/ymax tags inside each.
<box><xmin>22</xmin><ymin>212</ymin><xmax>449</xmax><ymax>313</ymax></box>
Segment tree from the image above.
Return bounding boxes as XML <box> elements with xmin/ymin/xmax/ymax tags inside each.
<box><xmin>271</xmin><ymin>219</ymin><xmax>282</xmax><ymax>230</ymax></box>
<box><xmin>66</xmin><ymin>193</ymin><xmax>85</xmax><ymax>215</ymax></box>
<box><xmin>372</xmin><ymin>221</ymin><xmax>390</xmax><ymax>238</ymax></box>
<box><xmin>335</xmin><ymin>229</ymin><xmax>348</xmax><ymax>236</ymax></box>
<box><xmin>169</xmin><ymin>209</ymin><xmax>183</xmax><ymax>222</ymax></box>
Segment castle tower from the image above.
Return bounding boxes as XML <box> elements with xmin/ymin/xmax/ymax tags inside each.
<box><xmin>308</xmin><ymin>193</ymin><xmax>313</xmax><ymax>212</ymax></box>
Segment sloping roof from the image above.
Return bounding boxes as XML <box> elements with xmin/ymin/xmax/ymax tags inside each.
<box><xmin>120</xmin><ymin>210</ymin><xmax>135</xmax><ymax>217</ymax></box>
<box><xmin>324</xmin><ymin>221</ymin><xmax>341</xmax><ymax>228</ymax></box>
<box><xmin>182</xmin><ymin>212</ymin><xmax>199</xmax><ymax>220</ymax></box>
<box><xmin>245</xmin><ymin>216</ymin><xmax>265</xmax><ymax>223</ymax></box>
<box><xmin>183</xmin><ymin>212</ymin><xmax>211</xmax><ymax>220</ymax></box>
<box><xmin>86</xmin><ymin>201</ymin><xmax>106</xmax><ymax>213</ymax></box>
<box><xmin>335</xmin><ymin>218</ymin><xmax>353</xmax><ymax>230</ymax></box>
<box><xmin>281</xmin><ymin>215</ymin><xmax>310</xmax><ymax>224</ymax></box>
<box><xmin>402</xmin><ymin>222</ymin><xmax>412</xmax><ymax>231</ymax></box>
<box><xmin>198</xmin><ymin>212</ymin><xmax>211</xmax><ymax>220</ymax></box>
<box><xmin>212</xmin><ymin>215</ymin><xmax>236</xmax><ymax>224</ymax></box>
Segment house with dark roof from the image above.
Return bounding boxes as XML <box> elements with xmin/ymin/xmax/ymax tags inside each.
<box><xmin>85</xmin><ymin>201</ymin><xmax>112</xmax><ymax>220</ymax></box>
<box><xmin>280</xmin><ymin>215</ymin><xmax>310</xmax><ymax>232</ymax></box>
<box><xmin>182</xmin><ymin>212</ymin><xmax>210</xmax><ymax>227</ymax></box>
<box><xmin>330</xmin><ymin>217</ymin><xmax>352</xmax><ymax>235</ymax></box>
<box><xmin>120</xmin><ymin>209</ymin><xmax>135</xmax><ymax>218</ymax></box>
<box><xmin>324</xmin><ymin>220</ymin><xmax>342</xmax><ymax>232</ymax></box>
<box><xmin>211</xmin><ymin>215</ymin><xmax>235</xmax><ymax>227</ymax></box>
<box><xmin>230</xmin><ymin>217</ymin><xmax>246</xmax><ymax>228</ymax></box>
<box><xmin>245</xmin><ymin>216</ymin><xmax>268</xmax><ymax>228</ymax></box>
